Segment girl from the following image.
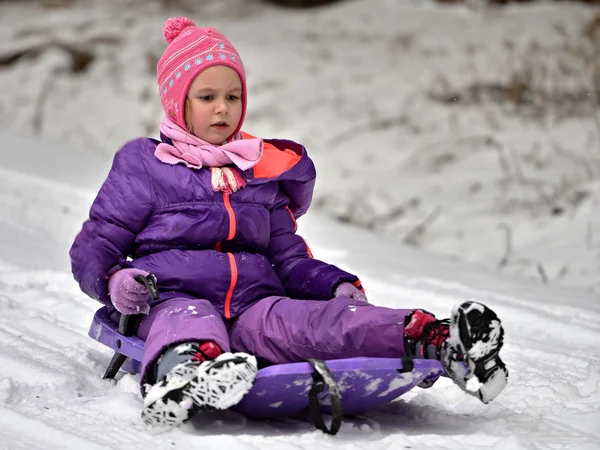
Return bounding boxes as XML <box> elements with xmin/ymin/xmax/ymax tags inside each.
<box><xmin>70</xmin><ymin>17</ymin><xmax>508</xmax><ymax>428</ymax></box>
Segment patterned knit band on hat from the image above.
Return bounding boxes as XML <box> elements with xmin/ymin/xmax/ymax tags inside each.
<box><xmin>157</xmin><ymin>17</ymin><xmax>247</xmax><ymax>135</ymax></box>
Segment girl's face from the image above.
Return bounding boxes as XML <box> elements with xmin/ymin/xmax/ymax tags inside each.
<box><xmin>185</xmin><ymin>65</ymin><xmax>243</xmax><ymax>144</ymax></box>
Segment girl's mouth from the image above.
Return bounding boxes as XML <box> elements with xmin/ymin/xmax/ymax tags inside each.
<box><xmin>212</xmin><ymin>122</ymin><xmax>228</xmax><ymax>128</ymax></box>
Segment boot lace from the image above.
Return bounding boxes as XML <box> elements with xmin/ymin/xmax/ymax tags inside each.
<box><xmin>422</xmin><ymin>318</ymin><xmax>450</xmax><ymax>349</ymax></box>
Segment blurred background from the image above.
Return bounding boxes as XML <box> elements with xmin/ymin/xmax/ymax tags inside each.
<box><xmin>1</xmin><ymin>0</ymin><xmax>599</xmax><ymax>293</ymax></box>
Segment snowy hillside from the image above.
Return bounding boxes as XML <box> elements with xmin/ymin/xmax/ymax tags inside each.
<box><xmin>1</xmin><ymin>0</ymin><xmax>599</xmax><ymax>292</ymax></box>
<box><xmin>1</xmin><ymin>133</ymin><xmax>599</xmax><ymax>449</ymax></box>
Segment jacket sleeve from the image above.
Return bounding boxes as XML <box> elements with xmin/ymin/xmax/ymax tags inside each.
<box><xmin>69</xmin><ymin>139</ymin><xmax>153</xmax><ymax>304</ymax></box>
<box><xmin>266</xmin><ymin>202</ymin><xmax>359</xmax><ymax>300</ymax></box>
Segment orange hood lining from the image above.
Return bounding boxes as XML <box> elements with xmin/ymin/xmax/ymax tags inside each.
<box><xmin>241</xmin><ymin>131</ymin><xmax>302</xmax><ymax>180</ymax></box>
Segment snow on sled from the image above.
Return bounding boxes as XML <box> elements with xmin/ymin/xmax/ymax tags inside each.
<box><xmin>89</xmin><ymin>305</ymin><xmax>444</xmax><ymax>434</ymax></box>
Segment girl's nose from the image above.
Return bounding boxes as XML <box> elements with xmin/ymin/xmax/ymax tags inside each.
<box><xmin>215</xmin><ymin>99</ymin><xmax>228</xmax><ymax>114</ymax></box>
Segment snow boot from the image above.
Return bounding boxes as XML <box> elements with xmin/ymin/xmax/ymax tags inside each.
<box><xmin>141</xmin><ymin>341</ymin><xmax>257</xmax><ymax>427</ymax></box>
<box><xmin>405</xmin><ymin>301</ymin><xmax>508</xmax><ymax>403</ymax></box>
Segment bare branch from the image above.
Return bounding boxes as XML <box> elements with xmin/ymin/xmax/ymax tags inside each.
<box><xmin>497</xmin><ymin>223</ymin><xmax>512</xmax><ymax>269</ymax></box>
<box><xmin>551</xmin><ymin>142</ymin><xmax>596</xmax><ymax>180</ymax></box>
<box><xmin>537</xmin><ymin>264</ymin><xmax>548</xmax><ymax>284</ymax></box>
<box><xmin>32</xmin><ymin>75</ymin><xmax>54</xmax><ymax>136</ymax></box>
<box><xmin>499</xmin><ymin>143</ymin><xmax>525</xmax><ymax>185</ymax></box>
<box><xmin>403</xmin><ymin>206</ymin><xmax>441</xmax><ymax>247</ymax></box>
<box><xmin>555</xmin><ymin>265</ymin><xmax>569</xmax><ymax>281</ymax></box>
<box><xmin>585</xmin><ymin>55</ymin><xmax>600</xmax><ymax>158</ymax></box>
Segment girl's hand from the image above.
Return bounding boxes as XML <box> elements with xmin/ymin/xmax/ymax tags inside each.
<box><xmin>108</xmin><ymin>268</ymin><xmax>154</xmax><ymax>314</ymax></box>
<box><xmin>334</xmin><ymin>282</ymin><xmax>368</xmax><ymax>303</ymax></box>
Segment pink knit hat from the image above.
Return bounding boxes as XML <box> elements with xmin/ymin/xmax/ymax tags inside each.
<box><xmin>157</xmin><ymin>17</ymin><xmax>247</xmax><ymax>135</ymax></box>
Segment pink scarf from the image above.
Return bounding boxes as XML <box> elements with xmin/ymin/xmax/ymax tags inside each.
<box><xmin>155</xmin><ymin>117</ymin><xmax>263</xmax><ymax>193</ymax></box>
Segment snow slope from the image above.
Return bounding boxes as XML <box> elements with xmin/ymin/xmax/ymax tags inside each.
<box><xmin>0</xmin><ymin>133</ymin><xmax>599</xmax><ymax>449</ymax></box>
<box><xmin>1</xmin><ymin>0</ymin><xmax>600</xmax><ymax>447</ymax></box>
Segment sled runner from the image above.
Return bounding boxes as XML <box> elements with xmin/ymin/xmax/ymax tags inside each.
<box><xmin>89</xmin><ymin>304</ymin><xmax>444</xmax><ymax>434</ymax></box>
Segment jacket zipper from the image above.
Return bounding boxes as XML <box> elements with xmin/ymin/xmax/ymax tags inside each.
<box><xmin>222</xmin><ymin>192</ymin><xmax>237</xmax><ymax>318</ymax></box>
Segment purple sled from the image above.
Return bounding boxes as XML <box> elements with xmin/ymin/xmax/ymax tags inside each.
<box><xmin>89</xmin><ymin>306</ymin><xmax>443</xmax><ymax>424</ymax></box>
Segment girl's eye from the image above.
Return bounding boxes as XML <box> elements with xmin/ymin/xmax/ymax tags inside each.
<box><xmin>199</xmin><ymin>95</ymin><xmax>213</xmax><ymax>101</ymax></box>
<box><xmin>227</xmin><ymin>95</ymin><xmax>239</xmax><ymax>101</ymax></box>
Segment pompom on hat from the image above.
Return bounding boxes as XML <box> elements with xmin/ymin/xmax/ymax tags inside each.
<box><xmin>157</xmin><ymin>17</ymin><xmax>247</xmax><ymax>135</ymax></box>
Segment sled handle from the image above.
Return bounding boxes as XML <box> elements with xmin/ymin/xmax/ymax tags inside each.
<box><xmin>103</xmin><ymin>273</ymin><xmax>158</xmax><ymax>380</ymax></box>
<box><xmin>307</xmin><ymin>359</ymin><xmax>343</xmax><ymax>435</ymax></box>
<box><xmin>134</xmin><ymin>273</ymin><xmax>159</xmax><ymax>301</ymax></box>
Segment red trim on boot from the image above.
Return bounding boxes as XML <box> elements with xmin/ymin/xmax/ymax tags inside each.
<box><xmin>427</xmin><ymin>322</ymin><xmax>450</xmax><ymax>348</ymax></box>
<box><xmin>405</xmin><ymin>310</ymin><xmax>437</xmax><ymax>340</ymax></box>
<box><xmin>192</xmin><ymin>341</ymin><xmax>222</xmax><ymax>362</ymax></box>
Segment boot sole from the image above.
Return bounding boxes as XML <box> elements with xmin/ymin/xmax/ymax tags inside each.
<box><xmin>186</xmin><ymin>352</ymin><xmax>257</xmax><ymax>411</ymax></box>
<box><xmin>446</xmin><ymin>301</ymin><xmax>508</xmax><ymax>403</ymax></box>
<box><xmin>141</xmin><ymin>352</ymin><xmax>257</xmax><ymax>428</ymax></box>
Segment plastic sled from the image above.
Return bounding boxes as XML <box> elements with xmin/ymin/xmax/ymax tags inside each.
<box><xmin>89</xmin><ymin>305</ymin><xmax>444</xmax><ymax>434</ymax></box>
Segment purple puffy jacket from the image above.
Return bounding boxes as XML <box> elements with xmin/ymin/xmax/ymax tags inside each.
<box><xmin>69</xmin><ymin>134</ymin><xmax>359</xmax><ymax>318</ymax></box>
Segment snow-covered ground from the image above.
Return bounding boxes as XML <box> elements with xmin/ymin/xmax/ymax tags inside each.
<box><xmin>1</xmin><ymin>0</ymin><xmax>600</xmax><ymax>448</ymax></box>
<box><xmin>1</xmin><ymin>131</ymin><xmax>600</xmax><ymax>449</ymax></box>
<box><xmin>1</xmin><ymin>0</ymin><xmax>599</xmax><ymax>292</ymax></box>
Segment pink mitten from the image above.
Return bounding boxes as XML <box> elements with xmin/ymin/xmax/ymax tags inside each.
<box><xmin>334</xmin><ymin>282</ymin><xmax>368</xmax><ymax>302</ymax></box>
<box><xmin>108</xmin><ymin>268</ymin><xmax>153</xmax><ymax>314</ymax></box>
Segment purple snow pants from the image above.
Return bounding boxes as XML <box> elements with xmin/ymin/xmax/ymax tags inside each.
<box><xmin>136</xmin><ymin>295</ymin><xmax>413</xmax><ymax>382</ymax></box>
